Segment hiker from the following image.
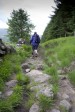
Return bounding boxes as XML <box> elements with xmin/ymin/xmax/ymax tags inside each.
<box><xmin>30</xmin><ymin>32</ymin><xmax>40</xmax><ymax>57</ymax></box>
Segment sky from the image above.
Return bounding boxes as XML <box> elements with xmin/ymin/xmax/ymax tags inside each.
<box><xmin>0</xmin><ymin>0</ymin><xmax>56</xmax><ymax>35</ymax></box>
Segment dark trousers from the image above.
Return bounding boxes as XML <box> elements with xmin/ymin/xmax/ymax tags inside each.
<box><xmin>32</xmin><ymin>45</ymin><xmax>39</xmax><ymax>50</ymax></box>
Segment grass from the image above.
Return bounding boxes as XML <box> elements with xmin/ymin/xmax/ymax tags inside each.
<box><xmin>16</xmin><ymin>73</ymin><xmax>30</xmax><ymax>86</ymax></box>
<box><xmin>68</xmin><ymin>70</ymin><xmax>75</xmax><ymax>86</ymax></box>
<box><xmin>0</xmin><ymin>44</ymin><xmax>31</xmax><ymax>112</ymax></box>
<box><xmin>59</xmin><ymin>106</ymin><xmax>68</xmax><ymax>112</ymax></box>
<box><xmin>0</xmin><ymin>44</ymin><xmax>31</xmax><ymax>90</ymax></box>
<box><xmin>0</xmin><ymin>85</ymin><xmax>23</xmax><ymax>112</ymax></box>
<box><xmin>1</xmin><ymin>36</ymin><xmax>75</xmax><ymax>111</ymax></box>
<box><xmin>41</xmin><ymin>36</ymin><xmax>75</xmax><ymax>111</ymax></box>
<box><xmin>25</xmin><ymin>92</ymin><xmax>36</xmax><ymax>109</ymax></box>
<box><xmin>42</xmin><ymin>36</ymin><xmax>75</xmax><ymax>73</ymax></box>
<box><xmin>39</xmin><ymin>94</ymin><xmax>53</xmax><ymax>112</ymax></box>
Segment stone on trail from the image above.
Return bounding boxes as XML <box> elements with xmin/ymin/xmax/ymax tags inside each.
<box><xmin>59</xmin><ymin>100</ymin><xmax>71</xmax><ymax>111</ymax></box>
<box><xmin>6</xmin><ymin>80</ymin><xmax>17</xmax><ymax>88</ymax></box>
<box><xmin>50</xmin><ymin>109</ymin><xmax>60</xmax><ymax>112</ymax></box>
<box><xmin>29</xmin><ymin>103</ymin><xmax>40</xmax><ymax>112</ymax></box>
<box><xmin>26</xmin><ymin>69</ymin><xmax>53</xmax><ymax>98</ymax></box>
<box><xmin>26</xmin><ymin>70</ymin><xmax>51</xmax><ymax>83</ymax></box>
<box><xmin>5</xmin><ymin>90</ymin><xmax>13</xmax><ymax>97</ymax></box>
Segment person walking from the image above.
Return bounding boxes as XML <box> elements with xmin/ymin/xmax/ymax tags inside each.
<box><xmin>30</xmin><ymin>32</ymin><xmax>40</xmax><ymax>57</ymax></box>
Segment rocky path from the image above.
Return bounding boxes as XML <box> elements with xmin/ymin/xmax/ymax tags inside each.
<box><xmin>1</xmin><ymin>54</ymin><xmax>75</xmax><ymax>112</ymax></box>
<box><xmin>22</xmin><ymin>56</ymin><xmax>53</xmax><ymax>112</ymax></box>
<box><xmin>22</xmin><ymin>55</ymin><xmax>75</xmax><ymax>112</ymax></box>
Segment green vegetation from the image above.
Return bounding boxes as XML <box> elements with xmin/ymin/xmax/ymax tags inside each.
<box><xmin>39</xmin><ymin>94</ymin><xmax>53</xmax><ymax>112</ymax></box>
<box><xmin>7</xmin><ymin>8</ymin><xmax>34</xmax><ymax>42</ymax></box>
<box><xmin>0</xmin><ymin>44</ymin><xmax>31</xmax><ymax>111</ymax></box>
<box><xmin>59</xmin><ymin>106</ymin><xmax>68</xmax><ymax>112</ymax></box>
<box><xmin>42</xmin><ymin>37</ymin><xmax>75</xmax><ymax>69</ymax></box>
<box><xmin>68</xmin><ymin>70</ymin><xmax>75</xmax><ymax>86</ymax></box>
<box><xmin>16</xmin><ymin>73</ymin><xmax>30</xmax><ymax>86</ymax></box>
<box><xmin>42</xmin><ymin>0</ymin><xmax>75</xmax><ymax>42</ymax></box>
<box><xmin>0</xmin><ymin>85</ymin><xmax>23</xmax><ymax>112</ymax></box>
<box><xmin>42</xmin><ymin>36</ymin><xmax>75</xmax><ymax>101</ymax></box>
<box><xmin>25</xmin><ymin>92</ymin><xmax>36</xmax><ymax>109</ymax></box>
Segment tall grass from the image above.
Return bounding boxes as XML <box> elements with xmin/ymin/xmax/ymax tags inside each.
<box><xmin>0</xmin><ymin>44</ymin><xmax>31</xmax><ymax>111</ymax></box>
<box><xmin>0</xmin><ymin>44</ymin><xmax>31</xmax><ymax>90</ymax></box>
<box><xmin>68</xmin><ymin>70</ymin><xmax>75</xmax><ymax>86</ymax></box>
<box><xmin>41</xmin><ymin>36</ymin><xmax>75</xmax><ymax>109</ymax></box>
<box><xmin>42</xmin><ymin>37</ymin><xmax>75</xmax><ymax>69</ymax></box>
<box><xmin>39</xmin><ymin>94</ymin><xmax>53</xmax><ymax>112</ymax></box>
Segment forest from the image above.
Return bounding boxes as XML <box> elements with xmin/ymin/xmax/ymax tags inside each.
<box><xmin>42</xmin><ymin>0</ymin><xmax>75</xmax><ymax>42</ymax></box>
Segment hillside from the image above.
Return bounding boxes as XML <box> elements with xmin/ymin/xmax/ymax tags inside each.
<box><xmin>0</xmin><ymin>36</ymin><xmax>75</xmax><ymax>112</ymax></box>
<box><xmin>41</xmin><ymin>36</ymin><xmax>75</xmax><ymax>112</ymax></box>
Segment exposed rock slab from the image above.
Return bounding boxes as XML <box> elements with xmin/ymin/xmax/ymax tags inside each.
<box><xmin>29</xmin><ymin>103</ymin><xmax>40</xmax><ymax>112</ymax></box>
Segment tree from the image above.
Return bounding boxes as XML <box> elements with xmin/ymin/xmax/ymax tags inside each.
<box><xmin>42</xmin><ymin>0</ymin><xmax>75</xmax><ymax>42</ymax></box>
<box><xmin>7</xmin><ymin>9</ymin><xmax>34</xmax><ymax>42</ymax></box>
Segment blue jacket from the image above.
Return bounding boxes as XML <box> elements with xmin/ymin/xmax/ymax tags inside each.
<box><xmin>30</xmin><ymin>34</ymin><xmax>40</xmax><ymax>46</ymax></box>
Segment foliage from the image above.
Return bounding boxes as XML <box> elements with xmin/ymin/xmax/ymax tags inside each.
<box><xmin>52</xmin><ymin>84</ymin><xmax>59</xmax><ymax>98</ymax></box>
<box><xmin>7</xmin><ymin>9</ymin><xmax>34</xmax><ymax>42</ymax></box>
<box><xmin>0</xmin><ymin>85</ymin><xmax>23</xmax><ymax>112</ymax></box>
<box><xmin>42</xmin><ymin>37</ymin><xmax>75</xmax><ymax>69</ymax></box>
<box><xmin>39</xmin><ymin>94</ymin><xmax>53</xmax><ymax>112</ymax></box>
<box><xmin>16</xmin><ymin>73</ymin><xmax>30</xmax><ymax>86</ymax></box>
<box><xmin>0</xmin><ymin>78</ymin><xmax>5</xmax><ymax>91</ymax></box>
<box><xmin>0</xmin><ymin>43</ymin><xmax>32</xmax><ymax>112</ymax></box>
<box><xmin>9</xmin><ymin>85</ymin><xmax>23</xmax><ymax>107</ymax></box>
<box><xmin>25</xmin><ymin>92</ymin><xmax>36</xmax><ymax>109</ymax></box>
<box><xmin>42</xmin><ymin>0</ymin><xmax>75</xmax><ymax>42</ymax></box>
<box><xmin>0</xmin><ymin>44</ymin><xmax>31</xmax><ymax>91</ymax></box>
<box><xmin>68</xmin><ymin>70</ymin><xmax>75</xmax><ymax>86</ymax></box>
<box><xmin>42</xmin><ymin>37</ymin><xmax>75</xmax><ymax>103</ymax></box>
<box><xmin>0</xmin><ymin>100</ymin><xmax>13</xmax><ymax>112</ymax></box>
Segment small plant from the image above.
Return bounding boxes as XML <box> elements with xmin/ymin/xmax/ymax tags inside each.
<box><xmin>60</xmin><ymin>106</ymin><xmax>68</xmax><ymax>112</ymax></box>
<box><xmin>8</xmin><ymin>85</ymin><xmax>23</xmax><ymax>108</ymax></box>
<box><xmin>25</xmin><ymin>92</ymin><xmax>36</xmax><ymax>109</ymax></box>
<box><xmin>0</xmin><ymin>78</ymin><xmax>5</xmax><ymax>91</ymax></box>
<box><xmin>51</xmin><ymin>74</ymin><xmax>59</xmax><ymax>84</ymax></box>
<box><xmin>39</xmin><ymin>94</ymin><xmax>53</xmax><ymax>112</ymax></box>
<box><xmin>16</xmin><ymin>73</ymin><xmax>30</xmax><ymax>86</ymax></box>
<box><xmin>68</xmin><ymin>70</ymin><xmax>75</xmax><ymax>86</ymax></box>
<box><xmin>52</xmin><ymin>84</ymin><xmax>59</xmax><ymax>98</ymax></box>
<box><xmin>0</xmin><ymin>99</ymin><xmax>13</xmax><ymax>112</ymax></box>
